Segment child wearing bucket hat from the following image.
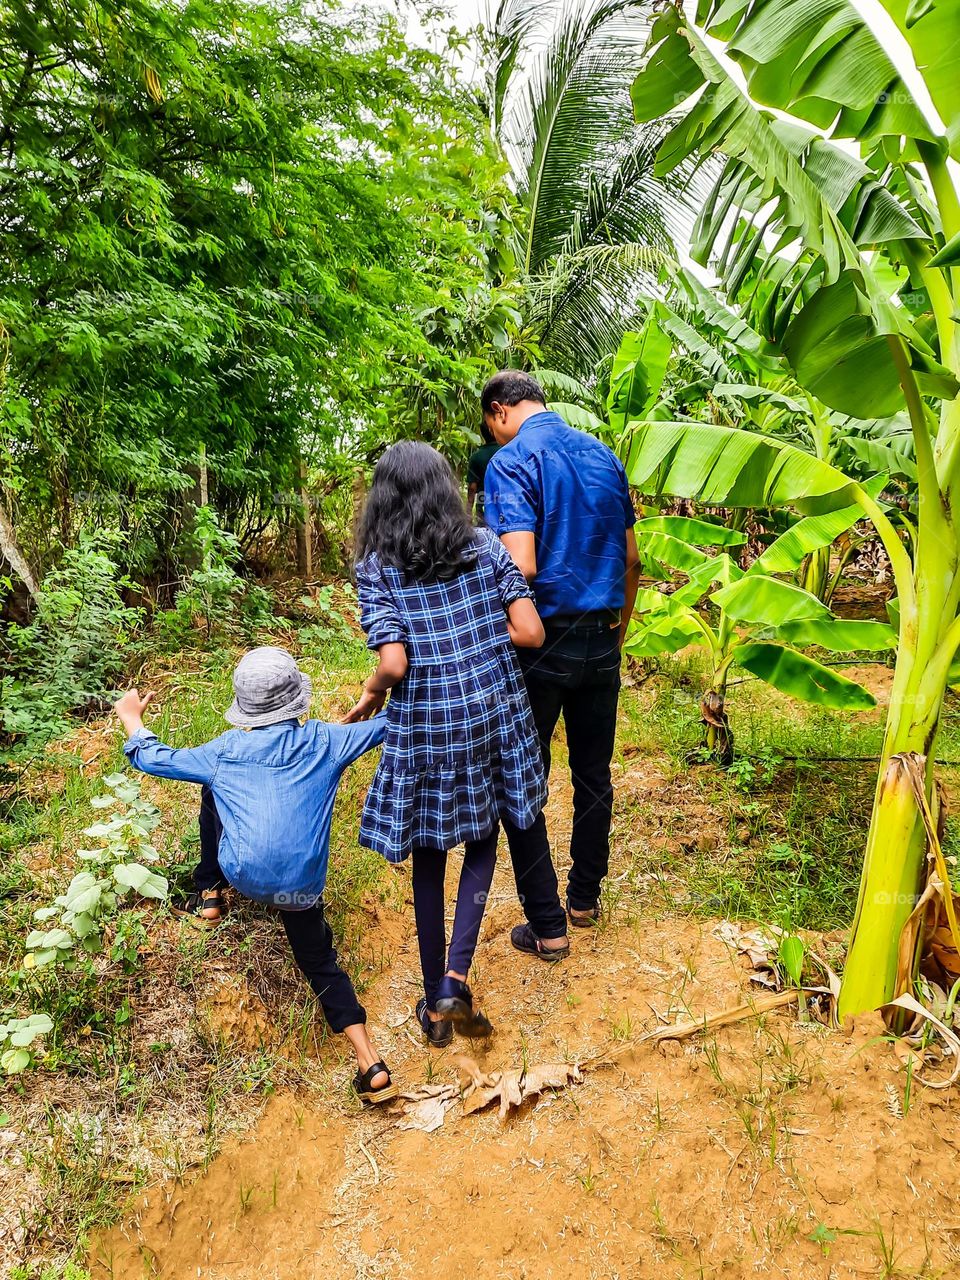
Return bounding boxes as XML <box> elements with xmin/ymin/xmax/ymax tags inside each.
<box><xmin>113</xmin><ymin>646</ymin><xmax>398</xmax><ymax>1105</ymax></box>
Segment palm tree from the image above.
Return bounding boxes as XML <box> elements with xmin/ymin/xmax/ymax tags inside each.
<box><xmin>487</xmin><ymin>0</ymin><xmax>699</xmax><ymax>376</ymax></box>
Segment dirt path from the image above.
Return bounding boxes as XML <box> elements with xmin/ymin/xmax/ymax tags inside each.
<box><xmin>92</xmin><ymin>773</ymin><xmax>960</xmax><ymax>1280</ymax></box>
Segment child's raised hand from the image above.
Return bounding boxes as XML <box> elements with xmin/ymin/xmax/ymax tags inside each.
<box><xmin>113</xmin><ymin>688</ymin><xmax>155</xmax><ymax>726</ymax></box>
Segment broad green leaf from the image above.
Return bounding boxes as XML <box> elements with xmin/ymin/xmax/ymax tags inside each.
<box><xmin>712</xmin><ymin>575</ymin><xmax>832</xmax><ymax>625</ymax></box>
<box><xmin>1</xmin><ymin>1049</ymin><xmax>31</xmax><ymax>1075</ymax></box>
<box><xmin>25</xmin><ymin>927</ymin><xmax>73</xmax><ymax>951</ymax></box>
<box><xmin>608</xmin><ymin>315</ymin><xmax>673</xmax><ymax>433</ymax></box>
<box><xmin>624</xmin><ymin>613</ymin><xmax>705</xmax><ymax>657</ymax></box>
<box><xmin>927</xmin><ymin>227</ymin><xmax>960</xmax><ymax>268</ymax></box>
<box><xmin>840</xmin><ymin>434</ymin><xmax>917</xmax><ymax>482</ymax></box>
<box><xmin>735</xmin><ymin>642</ymin><xmax>876</xmax><ymax>708</ymax></box>
<box><xmin>634</xmin><ymin>516</ymin><xmax>747</xmax><ymax>547</ymax></box>
<box><xmin>781</xmin><ymin>273</ymin><xmax>904</xmax><ymax>417</ymax></box>
<box><xmin>678</xmin><ymin>275</ymin><xmax>782</xmax><ymax>370</ymax></box>
<box><xmin>875</xmin><ymin>0</ymin><xmax>960</xmax><ymax>158</ymax></box>
<box><xmin>71</xmin><ymin>912</ymin><xmax>99</xmax><ymax>939</ymax></box>
<box><xmin>623</xmin><ymin>419</ymin><xmax>862</xmax><ymax>514</ymax></box>
<box><xmin>783</xmin><ymin>274</ymin><xmax>959</xmax><ymax>414</ymax></box>
<box><xmin>752</xmin><ymin>477</ymin><xmax>886</xmax><ymax>574</ymax></box>
<box><xmin>548</xmin><ymin>402</ymin><xmax>607</xmax><ymax>436</ymax></box>
<box><xmin>11</xmin><ymin>1014</ymin><xmax>52</xmax><ymax>1037</ymax></box>
<box><xmin>777</xmin><ymin>618</ymin><xmax>898</xmax><ymax>651</ymax></box>
<box><xmin>114</xmin><ymin>863</ymin><xmax>168</xmax><ymax>899</ymax></box>
<box><xmin>711</xmin><ymin>383</ymin><xmax>805</xmax><ymax>415</ymax></box>
<box><xmin>103</xmin><ymin>772</ymin><xmax>127</xmax><ymax>788</ymax></box>
<box><xmin>633</xmin><ymin>530</ymin><xmax>712</xmax><ymax>575</ymax></box>
<box><xmin>778</xmin><ymin>934</ymin><xmax>805</xmax><ymax>985</ymax></box>
<box><xmin>90</xmin><ymin>795</ymin><xmax>116</xmax><ymax>809</ymax></box>
<box><xmin>698</xmin><ymin>0</ymin><xmax>937</xmax><ymax>149</ymax></box>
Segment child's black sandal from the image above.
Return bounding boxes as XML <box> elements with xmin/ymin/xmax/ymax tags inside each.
<box><xmin>353</xmin><ymin>1061</ymin><xmax>399</xmax><ymax>1106</ymax></box>
<box><xmin>170</xmin><ymin>888</ymin><xmax>226</xmax><ymax>927</ymax></box>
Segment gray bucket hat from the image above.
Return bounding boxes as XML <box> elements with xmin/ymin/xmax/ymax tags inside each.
<box><xmin>225</xmin><ymin>646</ymin><xmax>312</xmax><ymax>728</ymax></box>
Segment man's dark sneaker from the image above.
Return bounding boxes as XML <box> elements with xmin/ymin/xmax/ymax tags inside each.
<box><xmin>416</xmin><ymin>997</ymin><xmax>453</xmax><ymax>1048</ymax></box>
<box><xmin>510</xmin><ymin>922</ymin><xmax>570</xmax><ymax>962</ymax></box>
<box><xmin>434</xmin><ymin>976</ymin><xmax>494</xmax><ymax>1038</ymax></box>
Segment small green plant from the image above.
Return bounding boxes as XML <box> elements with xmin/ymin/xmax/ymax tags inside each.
<box><xmin>0</xmin><ymin>1013</ymin><xmax>53</xmax><ymax>1074</ymax></box>
<box><xmin>298</xmin><ymin>583</ymin><xmax>359</xmax><ymax>654</ymax></box>
<box><xmin>777</xmin><ymin>934</ymin><xmax>806</xmax><ymax>988</ymax></box>
<box><xmin>155</xmin><ymin>506</ymin><xmax>274</xmax><ymax>646</ymax></box>
<box><xmin>25</xmin><ymin>773</ymin><xmax>166</xmax><ymax>970</ymax></box>
<box><xmin>727</xmin><ymin>753</ymin><xmax>783</xmax><ymax>793</ymax></box>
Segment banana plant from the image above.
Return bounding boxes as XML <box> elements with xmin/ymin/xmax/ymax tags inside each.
<box><xmin>626</xmin><ymin>510</ymin><xmax>895</xmax><ymax>761</ymax></box>
<box><xmin>628</xmin><ymin>0</ymin><xmax>960</xmax><ymax>1017</ymax></box>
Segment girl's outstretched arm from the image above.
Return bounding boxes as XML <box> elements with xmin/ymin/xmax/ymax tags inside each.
<box><xmin>342</xmin><ymin>642</ymin><xmax>408</xmax><ymax>722</ymax></box>
<box><xmin>506</xmin><ymin>597</ymin><xmax>545</xmax><ymax>648</ymax></box>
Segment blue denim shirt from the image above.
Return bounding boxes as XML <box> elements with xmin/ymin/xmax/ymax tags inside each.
<box><xmin>483</xmin><ymin>411</ymin><xmax>636</xmax><ymax>618</ymax></box>
<box><xmin>124</xmin><ymin>716</ymin><xmax>385</xmax><ymax>905</ymax></box>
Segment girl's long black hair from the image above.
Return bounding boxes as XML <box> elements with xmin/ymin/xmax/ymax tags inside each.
<box><xmin>356</xmin><ymin>441</ymin><xmax>478</xmax><ymax>582</ymax></box>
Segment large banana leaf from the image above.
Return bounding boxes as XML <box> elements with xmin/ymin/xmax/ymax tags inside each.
<box><xmin>776</xmin><ymin>618</ymin><xmax>898</xmax><ymax>652</ymax></box>
<box><xmin>711</xmin><ymin>383</ymin><xmax>805</xmax><ymax>415</ymax></box>
<box><xmin>735</xmin><ymin>641</ymin><xmax>876</xmax><ymax>709</ymax></box>
<box><xmin>752</xmin><ymin>475</ymin><xmax>887</xmax><ymax>574</ymax></box>
<box><xmin>608</xmin><ymin>312</ymin><xmax>673</xmax><ymax>433</ymax></box>
<box><xmin>712</xmin><ymin>574</ymin><xmax>832</xmax><ymax>625</ymax></box>
<box><xmin>623</xmin><ymin>419</ymin><xmax>863</xmax><ymax>513</ymax></box>
<box><xmin>634</xmin><ymin>530</ymin><xmax>713</xmax><ymax>575</ymax></box>
<box><xmin>548</xmin><ymin>401</ymin><xmax>608</xmax><ymax>435</ymax></box>
<box><xmin>875</xmin><ymin>0</ymin><xmax>959</xmax><ymax>159</ymax></box>
<box><xmin>624</xmin><ymin>612</ymin><xmax>705</xmax><ymax>657</ymax></box>
<box><xmin>782</xmin><ymin>272</ymin><xmax>957</xmax><ymax>415</ymax></box>
<box><xmin>692</xmin><ymin>0</ymin><xmax>938</xmax><ymax>151</ymax></box>
<box><xmin>630</xmin><ymin>7</ymin><xmax>955</xmax><ymax>412</ymax></box>
<box><xmin>634</xmin><ymin>515</ymin><xmax>748</xmax><ymax>547</ymax></box>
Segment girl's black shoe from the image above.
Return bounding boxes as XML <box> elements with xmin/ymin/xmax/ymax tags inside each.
<box><xmin>417</xmin><ymin>997</ymin><xmax>453</xmax><ymax>1048</ymax></box>
<box><xmin>434</xmin><ymin>976</ymin><xmax>494</xmax><ymax>1039</ymax></box>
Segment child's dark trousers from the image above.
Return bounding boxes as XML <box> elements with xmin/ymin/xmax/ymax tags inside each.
<box><xmin>195</xmin><ymin>786</ymin><xmax>365</xmax><ymax>1033</ymax></box>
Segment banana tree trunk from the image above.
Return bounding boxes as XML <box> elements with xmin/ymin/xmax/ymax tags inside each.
<box><xmin>839</xmin><ymin>409</ymin><xmax>960</xmax><ymax>1016</ymax></box>
<box><xmin>700</xmin><ymin>654</ymin><xmax>734</xmax><ymax>766</ymax></box>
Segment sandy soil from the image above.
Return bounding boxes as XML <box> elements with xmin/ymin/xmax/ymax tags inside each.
<box><xmin>91</xmin><ymin>771</ymin><xmax>960</xmax><ymax>1280</ymax></box>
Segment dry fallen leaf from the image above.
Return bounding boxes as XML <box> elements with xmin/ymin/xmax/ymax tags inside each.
<box><xmin>454</xmin><ymin>1056</ymin><xmax>582</xmax><ymax>1121</ymax></box>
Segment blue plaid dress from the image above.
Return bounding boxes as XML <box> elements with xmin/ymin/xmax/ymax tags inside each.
<box><xmin>356</xmin><ymin>529</ymin><xmax>547</xmax><ymax>862</ymax></box>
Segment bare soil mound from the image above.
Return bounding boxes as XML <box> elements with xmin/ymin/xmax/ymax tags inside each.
<box><xmin>92</xmin><ymin>870</ymin><xmax>960</xmax><ymax>1279</ymax></box>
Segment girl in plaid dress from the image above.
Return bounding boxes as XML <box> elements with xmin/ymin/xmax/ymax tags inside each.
<box><xmin>344</xmin><ymin>441</ymin><xmax>547</xmax><ymax>1043</ymax></box>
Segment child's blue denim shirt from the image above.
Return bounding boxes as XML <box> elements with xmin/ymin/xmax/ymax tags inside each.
<box><xmin>124</xmin><ymin>715</ymin><xmax>385</xmax><ymax>906</ymax></box>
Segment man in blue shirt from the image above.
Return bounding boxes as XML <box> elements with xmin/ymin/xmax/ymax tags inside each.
<box><xmin>482</xmin><ymin>371</ymin><xmax>641</xmax><ymax>956</ymax></box>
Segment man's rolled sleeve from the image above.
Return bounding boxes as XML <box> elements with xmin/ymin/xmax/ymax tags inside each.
<box><xmin>484</xmin><ymin>452</ymin><xmax>539</xmax><ymax>534</ymax></box>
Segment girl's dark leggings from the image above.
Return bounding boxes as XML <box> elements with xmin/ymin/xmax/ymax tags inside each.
<box><xmin>411</xmin><ymin>830</ymin><xmax>498</xmax><ymax>1007</ymax></box>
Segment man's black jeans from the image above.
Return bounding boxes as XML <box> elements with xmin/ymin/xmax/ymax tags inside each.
<box><xmin>507</xmin><ymin>615</ymin><xmax>621</xmax><ymax>920</ymax></box>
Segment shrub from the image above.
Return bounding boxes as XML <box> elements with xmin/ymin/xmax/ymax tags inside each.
<box><xmin>0</xmin><ymin>532</ymin><xmax>141</xmax><ymax>765</ymax></box>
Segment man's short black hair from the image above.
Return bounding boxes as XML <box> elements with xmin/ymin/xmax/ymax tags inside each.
<box><xmin>481</xmin><ymin>370</ymin><xmax>546</xmax><ymax>415</ymax></box>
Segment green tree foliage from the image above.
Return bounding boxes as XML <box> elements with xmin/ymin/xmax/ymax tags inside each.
<box><xmin>0</xmin><ymin>0</ymin><xmax>519</xmax><ymax>582</ymax></box>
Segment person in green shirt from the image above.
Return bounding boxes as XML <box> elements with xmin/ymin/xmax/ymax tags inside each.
<box><xmin>466</xmin><ymin>423</ymin><xmax>501</xmax><ymax>523</ymax></box>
